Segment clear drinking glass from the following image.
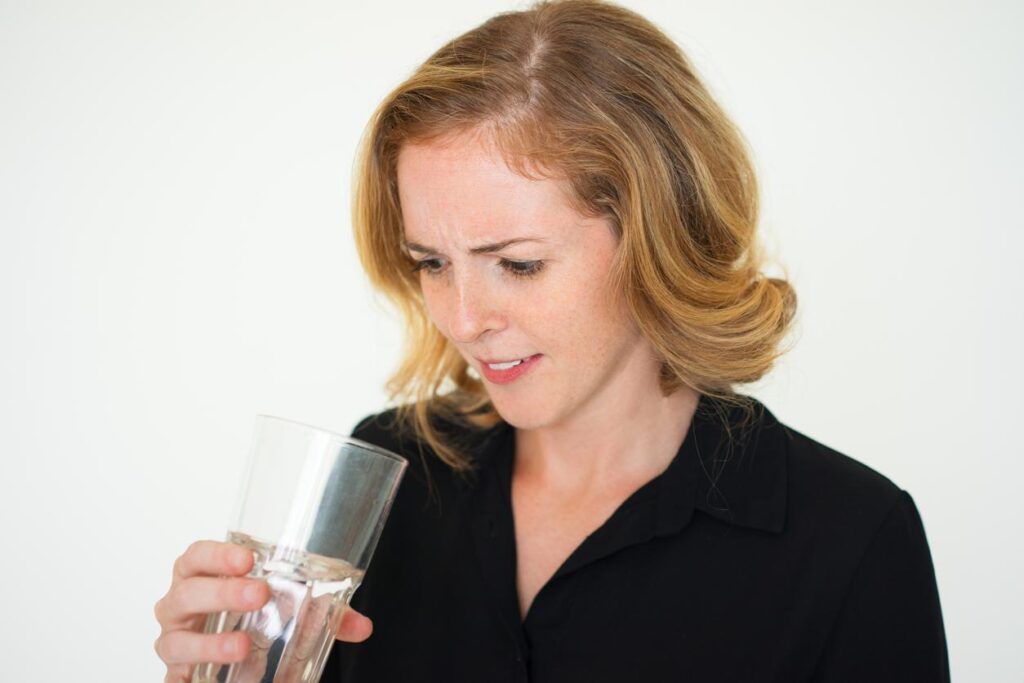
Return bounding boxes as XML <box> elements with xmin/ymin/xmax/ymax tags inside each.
<box><xmin>191</xmin><ymin>415</ymin><xmax>408</xmax><ymax>683</ymax></box>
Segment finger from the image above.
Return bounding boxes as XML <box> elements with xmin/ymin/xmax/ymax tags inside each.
<box><xmin>173</xmin><ymin>540</ymin><xmax>253</xmax><ymax>582</ymax></box>
<box><xmin>154</xmin><ymin>629</ymin><xmax>251</xmax><ymax>666</ymax></box>
<box><xmin>335</xmin><ymin>608</ymin><xmax>373</xmax><ymax>643</ymax></box>
<box><xmin>156</xmin><ymin>577</ymin><xmax>270</xmax><ymax>629</ymax></box>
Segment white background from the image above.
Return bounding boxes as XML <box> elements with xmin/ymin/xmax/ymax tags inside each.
<box><xmin>1</xmin><ymin>1</ymin><xmax>1021</xmax><ymax>680</ymax></box>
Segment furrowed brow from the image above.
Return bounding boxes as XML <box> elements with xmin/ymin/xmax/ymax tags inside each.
<box><xmin>403</xmin><ymin>237</ymin><xmax>545</xmax><ymax>255</ymax></box>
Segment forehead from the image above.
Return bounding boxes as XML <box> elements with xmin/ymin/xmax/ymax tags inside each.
<box><xmin>395</xmin><ymin>132</ymin><xmax>582</xmax><ymax>243</ymax></box>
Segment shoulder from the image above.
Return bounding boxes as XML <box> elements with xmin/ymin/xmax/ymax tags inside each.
<box><xmin>781</xmin><ymin>415</ymin><xmax>903</xmax><ymax>500</ymax></box>
<box><xmin>349</xmin><ymin>406</ymin><xmax>408</xmax><ymax>453</ymax></box>
<box><xmin>348</xmin><ymin>406</ymin><xmax>442</xmax><ymax>487</ymax></box>
<box><xmin>349</xmin><ymin>405</ymin><xmax>484</xmax><ymax>462</ymax></box>
<box><xmin>348</xmin><ymin>405</ymin><xmax>498</xmax><ymax>510</ymax></box>
<box><xmin>758</xmin><ymin>406</ymin><xmax>934</xmax><ymax>571</ymax></box>
<box><xmin>695</xmin><ymin>395</ymin><xmax>913</xmax><ymax>541</ymax></box>
<box><xmin>763</xmin><ymin>415</ymin><xmax>950</xmax><ymax>677</ymax></box>
<box><xmin>776</xmin><ymin>414</ymin><xmax>907</xmax><ymax>528</ymax></box>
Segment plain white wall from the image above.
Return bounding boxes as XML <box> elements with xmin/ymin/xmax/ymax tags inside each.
<box><xmin>1</xmin><ymin>0</ymin><xmax>1020</xmax><ymax>680</ymax></box>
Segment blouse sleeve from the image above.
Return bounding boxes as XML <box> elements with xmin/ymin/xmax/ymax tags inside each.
<box><xmin>810</xmin><ymin>489</ymin><xmax>950</xmax><ymax>682</ymax></box>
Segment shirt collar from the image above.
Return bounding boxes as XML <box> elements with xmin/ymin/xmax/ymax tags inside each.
<box><xmin>657</xmin><ymin>393</ymin><xmax>789</xmax><ymax>535</ymax></box>
<box><xmin>469</xmin><ymin>392</ymin><xmax>789</xmax><ymax>537</ymax></box>
<box><xmin>460</xmin><ymin>393</ymin><xmax>788</xmax><ymax>636</ymax></box>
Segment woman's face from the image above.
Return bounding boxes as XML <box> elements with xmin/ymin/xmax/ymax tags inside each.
<box><xmin>396</xmin><ymin>129</ymin><xmax>652</xmax><ymax>431</ymax></box>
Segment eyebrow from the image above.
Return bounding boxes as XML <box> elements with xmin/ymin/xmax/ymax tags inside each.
<box><xmin>403</xmin><ymin>237</ymin><xmax>546</xmax><ymax>255</ymax></box>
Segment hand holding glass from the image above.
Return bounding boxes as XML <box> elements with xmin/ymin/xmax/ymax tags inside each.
<box><xmin>191</xmin><ymin>415</ymin><xmax>407</xmax><ymax>683</ymax></box>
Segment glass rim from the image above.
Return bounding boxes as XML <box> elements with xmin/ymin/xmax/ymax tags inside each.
<box><xmin>254</xmin><ymin>414</ymin><xmax>408</xmax><ymax>465</ymax></box>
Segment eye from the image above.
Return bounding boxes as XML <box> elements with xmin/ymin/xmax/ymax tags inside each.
<box><xmin>410</xmin><ymin>257</ymin><xmax>545</xmax><ymax>279</ymax></box>
<box><xmin>500</xmin><ymin>259</ymin><xmax>545</xmax><ymax>279</ymax></box>
<box><xmin>410</xmin><ymin>258</ymin><xmax>445</xmax><ymax>276</ymax></box>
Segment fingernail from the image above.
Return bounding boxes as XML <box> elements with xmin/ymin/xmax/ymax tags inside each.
<box><xmin>233</xmin><ymin>550</ymin><xmax>250</xmax><ymax>570</ymax></box>
<box><xmin>223</xmin><ymin>637</ymin><xmax>238</xmax><ymax>656</ymax></box>
<box><xmin>243</xmin><ymin>583</ymin><xmax>263</xmax><ymax>604</ymax></box>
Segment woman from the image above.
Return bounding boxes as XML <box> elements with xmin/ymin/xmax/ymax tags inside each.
<box><xmin>154</xmin><ymin>1</ymin><xmax>950</xmax><ymax>680</ymax></box>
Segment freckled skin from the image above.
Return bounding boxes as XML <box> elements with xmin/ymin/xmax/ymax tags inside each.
<box><xmin>396</xmin><ymin>129</ymin><xmax>649</xmax><ymax>434</ymax></box>
<box><xmin>397</xmin><ymin>129</ymin><xmax>701</xmax><ymax>620</ymax></box>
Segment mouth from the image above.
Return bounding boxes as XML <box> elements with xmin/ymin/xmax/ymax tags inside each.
<box><xmin>475</xmin><ymin>354</ymin><xmax>543</xmax><ymax>385</ymax></box>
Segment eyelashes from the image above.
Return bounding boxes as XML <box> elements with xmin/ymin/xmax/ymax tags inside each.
<box><xmin>498</xmin><ymin>259</ymin><xmax>545</xmax><ymax>278</ymax></box>
<box><xmin>410</xmin><ymin>258</ymin><xmax>545</xmax><ymax>280</ymax></box>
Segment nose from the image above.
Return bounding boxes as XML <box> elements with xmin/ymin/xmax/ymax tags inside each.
<box><xmin>446</xmin><ymin>269</ymin><xmax>504</xmax><ymax>344</ymax></box>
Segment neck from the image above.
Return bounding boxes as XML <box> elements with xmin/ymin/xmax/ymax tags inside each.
<box><xmin>513</xmin><ymin>363</ymin><xmax>700</xmax><ymax>497</ymax></box>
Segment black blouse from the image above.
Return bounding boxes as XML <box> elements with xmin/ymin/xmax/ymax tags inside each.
<box><xmin>324</xmin><ymin>394</ymin><xmax>949</xmax><ymax>682</ymax></box>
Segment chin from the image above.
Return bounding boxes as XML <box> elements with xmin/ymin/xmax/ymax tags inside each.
<box><xmin>488</xmin><ymin>396</ymin><xmax>552</xmax><ymax>431</ymax></box>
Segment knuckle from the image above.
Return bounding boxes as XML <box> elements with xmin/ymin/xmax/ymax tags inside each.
<box><xmin>153</xmin><ymin>634</ymin><xmax>167</xmax><ymax>662</ymax></box>
<box><xmin>184</xmin><ymin>540</ymin><xmax>204</xmax><ymax>565</ymax></box>
<box><xmin>153</xmin><ymin>596</ymin><xmax>166</xmax><ymax>623</ymax></box>
<box><xmin>166</xmin><ymin>581</ymin><xmax>190</xmax><ymax>615</ymax></box>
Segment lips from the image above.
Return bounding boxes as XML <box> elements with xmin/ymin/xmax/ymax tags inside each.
<box><xmin>476</xmin><ymin>353</ymin><xmax>542</xmax><ymax>385</ymax></box>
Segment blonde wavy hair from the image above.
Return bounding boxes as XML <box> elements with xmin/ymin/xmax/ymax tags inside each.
<box><xmin>351</xmin><ymin>0</ymin><xmax>798</xmax><ymax>480</ymax></box>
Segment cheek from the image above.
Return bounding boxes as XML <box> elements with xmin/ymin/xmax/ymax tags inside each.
<box><xmin>548</xmin><ymin>268</ymin><xmax>634</xmax><ymax>358</ymax></box>
<box><xmin>419</xmin><ymin>281</ymin><xmax>448</xmax><ymax>331</ymax></box>
<box><xmin>527</xmin><ymin>272</ymin><xmax>621</xmax><ymax>351</ymax></box>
